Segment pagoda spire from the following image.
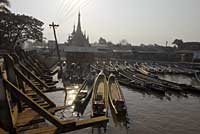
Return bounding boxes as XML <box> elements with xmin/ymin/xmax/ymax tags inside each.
<box><xmin>84</xmin><ymin>30</ymin><xmax>86</xmax><ymax>37</ymax></box>
<box><xmin>77</xmin><ymin>11</ymin><xmax>82</xmax><ymax>33</ymax></box>
<box><xmin>72</xmin><ymin>24</ymin><xmax>76</xmax><ymax>34</ymax></box>
<box><xmin>87</xmin><ymin>35</ymin><xmax>89</xmax><ymax>42</ymax></box>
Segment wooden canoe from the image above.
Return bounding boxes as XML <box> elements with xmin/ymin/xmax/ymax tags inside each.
<box><xmin>91</xmin><ymin>71</ymin><xmax>108</xmax><ymax>118</ymax></box>
<box><xmin>73</xmin><ymin>73</ymin><xmax>95</xmax><ymax>116</ymax></box>
<box><xmin>108</xmin><ymin>74</ymin><xmax>127</xmax><ymax>115</ymax></box>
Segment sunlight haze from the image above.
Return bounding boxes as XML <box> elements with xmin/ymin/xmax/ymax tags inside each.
<box><xmin>10</xmin><ymin>0</ymin><xmax>200</xmax><ymax>45</ymax></box>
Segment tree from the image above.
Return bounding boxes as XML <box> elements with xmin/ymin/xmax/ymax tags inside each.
<box><xmin>98</xmin><ymin>37</ymin><xmax>107</xmax><ymax>44</ymax></box>
<box><xmin>0</xmin><ymin>0</ymin><xmax>10</xmax><ymax>13</ymax></box>
<box><xmin>107</xmin><ymin>41</ymin><xmax>114</xmax><ymax>46</ymax></box>
<box><xmin>140</xmin><ymin>44</ymin><xmax>145</xmax><ymax>47</ymax></box>
<box><xmin>0</xmin><ymin>12</ymin><xmax>44</xmax><ymax>50</ymax></box>
<box><xmin>119</xmin><ymin>39</ymin><xmax>131</xmax><ymax>46</ymax></box>
<box><xmin>172</xmin><ymin>39</ymin><xmax>183</xmax><ymax>49</ymax></box>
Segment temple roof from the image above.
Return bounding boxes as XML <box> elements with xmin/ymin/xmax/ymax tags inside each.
<box><xmin>68</xmin><ymin>12</ymin><xmax>90</xmax><ymax>47</ymax></box>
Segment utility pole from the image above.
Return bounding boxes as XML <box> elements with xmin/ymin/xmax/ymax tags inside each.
<box><xmin>166</xmin><ymin>41</ymin><xmax>168</xmax><ymax>47</ymax></box>
<box><xmin>49</xmin><ymin>22</ymin><xmax>63</xmax><ymax>77</ymax></box>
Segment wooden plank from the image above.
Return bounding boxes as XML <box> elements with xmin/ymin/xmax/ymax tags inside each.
<box><xmin>26</xmin><ymin>92</ymin><xmax>37</xmax><ymax>96</ymax></box>
<box><xmin>0</xmin><ymin>67</ymin><xmax>16</xmax><ymax>133</ymax></box>
<box><xmin>17</xmin><ymin>117</ymin><xmax>44</xmax><ymax>128</ymax></box>
<box><xmin>31</xmin><ymin>97</ymin><xmax>41</xmax><ymax>101</ymax></box>
<box><xmin>76</xmin><ymin>116</ymin><xmax>108</xmax><ymax>126</ymax></box>
<box><xmin>18</xmin><ymin>125</ymin><xmax>57</xmax><ymax>134</ymax></box>
<box><xmin>16</xmin><ymin>112</ymin><xmax>108</xmax><ymax>134</ymax></box>
<box><xmin>19</xmin><ymin>63</ymin><xmax>48</xmax><ymax>88</ymax></box>
<box><xmin>37</xmin><ymin>101</ymin><xmax>48</xmax><ymax>106</ymax></box>
<box><xmin>35</xmin><ymin>99</ymin><xmax>45</xmax><ymax>103</ymax></box>
<box><xmin>43</xmin><ymin>88</ymin><xmax>65</xmax><ymax>93</ymax></box>
<box><xmin>48</xmin><ymin>106</ymin><xmax>66</xmax><ymax>113</ymax></box>
<box><xmin>46</xmin><ymin>83</ymin><xmax>56</xmax><ymax>86</ymax></box>
<box><xmin>4</xmin><ymin>80</ymin><xmax>65</xmax><ymax>127</ymax></box>
<box><xmin>18</xmin><ymin>109</ymin><xmax>38</xmax><ymax>118</ymax></box>
<box><xmin>42</xmin><ymin>105</ymin><xmax>52</xmax><ymax>109</ymax></box>
<box><xmin>16</xmin><ymin>106</ymin><xmax>65</xmax><ymax>127</ymax></box>
<box><xmin>21</xmin><ymin>106</ymin><xmax>64</xmax><ymax>115</ymax></box>
<box><xmin>14</xmin><ymin>66</ymin><xmax>56</xmax><ymax>107</ymax></box>
<box><xmin>16</xmin><ymin>109</ymin><xmax>44</xmax><ymax>128</ymax></box>
<box><xmin>0</xmin><ymin>128</ymin><xmax>7</xmax><ymax>134</ymax></box>
<box><xmin>58</xmin><ymin>116</ymin><xmax>109</xmax><ymax>133</ymax></box>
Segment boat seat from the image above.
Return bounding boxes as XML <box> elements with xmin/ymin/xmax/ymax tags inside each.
<box><xmin>96</xmin><ymin>94</ymin><xmax>103</xmax><ymax>101</ymax></box>
<box><xmin>94</xmin><ymin>101</ymin><xmax>104</xmax><ymax>105</ymax></box>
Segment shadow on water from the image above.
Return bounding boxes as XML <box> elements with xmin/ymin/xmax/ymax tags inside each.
<box><xmin>46</xmin><ymin>85</ymin><xmax>200</xmax><ymax>134</ymax></box>
<box><xmin>91</xmin><ymin>123</ymin><xmax>108</xmax><ymax>134</ymax></box>
<box><xmin>110</xmin><ymin>106</ymin><xmax>130</xmax><ymax>129</ymax></box>
<box><xmin>158</xmin><ymin>74</ymin><xmax>200</xmax><ymax>89</ymax></box>
<box><xmin>123</xmin><ymin>85</ymin><xmax>168</xmax><ymax>101</ymax></box>
<box><xmin>46</xmin><ymin>73</ymin><xmax>200</xmax><ymax>134</ymax></box>
<box><xmin>157</xmin><ymin>74</ymin><xmax>200</xmax><ymax>97</ymax></box>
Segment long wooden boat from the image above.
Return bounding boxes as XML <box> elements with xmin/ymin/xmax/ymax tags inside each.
<box><xmin>119</xmin><ymin>64</ymin><xmax>183</xmax><ymax>93</ymax></box>
<box><xmin>108</xmin><ymin>74</ymin><xmax>127</xmax><ymax>115</ymax></box>
<box><xmin>91</xmin><ymin>71</ymin><xmax>108</xmax><ymax>118</ymax></box>
<box><xmin>118</xmin><ymin>68</ymin><xmax>166</xmax><ymax>94</ymax></box>
<box><xmin>73</xmin><ymin>73</ymin><xmax>95</xmax><ymax>116</ymax></box>
<box><xmin>129</xmin><ymin>64</ymin><xmax>200</xmax><ymax>94</ymax></box>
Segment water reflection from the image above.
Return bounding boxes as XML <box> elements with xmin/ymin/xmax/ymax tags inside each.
<box><xmin>110</xmin><ymin>107</ymin><xmax>130</xmax><ymax>129</ymax></box>
<box><xmin>124</xmin><ymin>85</ymin><xmax>167</xmax><ymax>101</ymax></box>
<box><xmin>67</xmin><ymin>88</ymin><xmax>78</xmax><ymax>105</ymax></box>
<box><xmin>46</xmin><ymin>74</ymin><xmax>200</xmax><ymax>134</ymax></box>
<box><xmin>46</xmin><ymin>85</ymin><xmax>200</xmax><ymax>134</ymax></box>
<box><xmin>158</xmin><ymin>74</ymin><xmax>200</xmax><ymax>89</ymax></box>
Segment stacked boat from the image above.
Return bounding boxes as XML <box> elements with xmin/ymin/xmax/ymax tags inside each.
<box><xmin>73</xmin><ymin>70</ymin><xmax>128</xmax><ymax>129</ymax></box>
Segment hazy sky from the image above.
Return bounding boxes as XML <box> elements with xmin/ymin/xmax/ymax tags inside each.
<box><xmin>10</xmin><ymin>0</ymin><xmax>200</xmax><ymax>45</ymax></box>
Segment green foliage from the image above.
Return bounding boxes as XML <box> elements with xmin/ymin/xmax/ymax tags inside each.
<box><xmin>0</xmin><ymin>12</ymin><xmax>44</xmax><ymax>50</ymax></box>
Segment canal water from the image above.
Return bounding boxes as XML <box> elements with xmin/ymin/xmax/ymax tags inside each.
<box><xmin>46</xmin><ymin>74</ymin><xmax>200</xmax><ymax>134</ymax></box>
<box><xmin>158</xmin><ymin>74</ymin><xmax>200</xmax><ymax>89</ymax></box>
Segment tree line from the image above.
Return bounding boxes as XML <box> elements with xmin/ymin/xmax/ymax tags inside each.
<box><xmin>0</xmin><ymin>0</ymin><xmax>44</xmax><ymax>51</ymax></box>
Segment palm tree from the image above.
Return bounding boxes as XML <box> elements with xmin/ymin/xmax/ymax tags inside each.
<box><xmin>0</xmin><ymin>0</ymin><xmax>10</xmax><ymax>13</ymax></box>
